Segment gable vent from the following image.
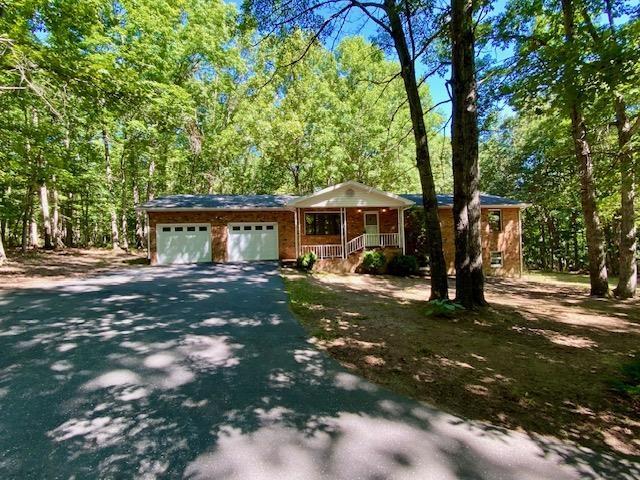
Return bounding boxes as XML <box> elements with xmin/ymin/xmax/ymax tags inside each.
<box><xmin>345</xmin><ymin>188</ymin><xmax>355</xmax><ymax>197</ymax></box>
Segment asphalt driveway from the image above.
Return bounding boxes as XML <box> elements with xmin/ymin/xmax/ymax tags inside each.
<box><xmin>0</xmin><ymin>263</ymin><xmax>637</xmax><ymax>479</ymax></box>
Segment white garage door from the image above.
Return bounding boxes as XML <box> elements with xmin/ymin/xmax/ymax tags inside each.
<box><xmin>227</xmin><ymin>223</ymin><xmax>279</xmax><ymax>261</ymax></box>
<box><xmin>156</xmin><ymin>224</ymin><xmax>211</xmax><ymax>265</ymax></box>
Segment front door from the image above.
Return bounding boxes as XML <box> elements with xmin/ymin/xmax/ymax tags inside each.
<box><xmin>364</xmin><ymin>212</ymin><xmax>379</xmax><ymax>247</ymax></box>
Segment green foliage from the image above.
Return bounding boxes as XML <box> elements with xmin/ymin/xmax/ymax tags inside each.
<box><xmin>424</xmin><ymin>300</ymin><xmax>464</xmax><ymax>318</ymax></box>
<box><xmin>0</xmin><ymin>3</ymin><xmax>451</xmax><ymax>250</ymax></box>
<box><xmin>613</xmin><ymin>358</ymin><xmax>640</xmax><ymax>397</ymax></box>
<box><xmin>362</xmin><ymin>250</ymin><xmax>386</xmax><ymax>274</ymax></box>
<box><xmin>296</xmin><ymin>251</ymin><xmax>317</xmax><ymax>271</ymax></box>
<box><xmin>387</xmin><ymin>254</ymin><xmax>419</xmax><ymax>276</ymax></box>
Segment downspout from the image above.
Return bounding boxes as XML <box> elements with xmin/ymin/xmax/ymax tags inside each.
<box><xmin>145</xmin><ymin>211</ymin><xmax>151</xmax><ymax>262</ymax></box>
<box><xmin>293</xmin><ymin>208</ymin><xmax>299</xmax><ymax>259</ymax></box>
<box><xmin>519</xmin><ymin>208</ymin><xmax>524</xmax><ymax>277</ymax></box>
<box><xmin>341</xmin><ymin>207</ymin><xmax>347</xmax><ymax>259</ymax></box>
<box><xmin>400</xmin><ymin>207</ymin><xmax>407</xmax><ymax>255</ymax></box>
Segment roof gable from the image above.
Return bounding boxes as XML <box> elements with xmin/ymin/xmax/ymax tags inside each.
<box><xmin>288</xmin><ymin>181</ymin><xmax>414</xmax><ymax>208</ymax></box>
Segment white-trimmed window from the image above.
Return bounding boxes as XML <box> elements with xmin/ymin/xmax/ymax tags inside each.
<box><xmin>490</xmin><ymin>251</ymin><xmax>503</xmax><ymax>268</ymax></box>
<box><xmin>488</xmin><ymin>209</ymin><xmax>502</xmax><ymax>232</ymax></box>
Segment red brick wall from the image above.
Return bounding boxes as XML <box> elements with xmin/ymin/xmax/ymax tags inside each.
<box><xmin>298</xmin><ymin>207</ymin><xmax>400</xmax><ymax>246</ymax></box>
<box><xmin>404</xmin><ymin>207</ymin><xmax>522</xmax><ymax>276</ymax></box>
<box><xmin>148</xmin><ymin>210</ymin><xmax>296</xmax><ymax>263</ymax></box>
<box><xmin>147</xmin><ymin>206</ymin><xmax>522</xmax><ymax>276</ymax></box>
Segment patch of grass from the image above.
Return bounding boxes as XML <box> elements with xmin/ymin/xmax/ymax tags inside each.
<box><xmin>525</xmin><ymin>270</ymin><xmax>620</xmax><ymax>287</ymax></box>
<box><xmin>282</xmin><ymin>269</ymin><xmax>640</xmax><ymax>457</ymax></box>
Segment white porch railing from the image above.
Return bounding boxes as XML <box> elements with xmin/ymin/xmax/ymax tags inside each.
<box><xmin>300</xmin><ymin>234</ymin><xmax>401</xmax><ymax>259</ymax></box>
<box><xmin>346</xmin><ymin>233</ymin><xmax>400</xmax><ymax>255</ymax></box>
<box><xmin>300</xmin><ymin>244</ymin><xmax>344</xmax><ymax>259</ymax></box>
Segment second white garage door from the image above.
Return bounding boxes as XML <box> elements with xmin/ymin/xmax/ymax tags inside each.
<box><xmin>227</xmin><ymin>223</ymin><xmax>279</xmax><ymax>261</ymax></box>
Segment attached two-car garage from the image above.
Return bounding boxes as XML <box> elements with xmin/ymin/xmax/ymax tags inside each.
<box><xmin>155</xmin><ymin>222</ymin><xmax>279</xmax><ymax>265</ymax></box>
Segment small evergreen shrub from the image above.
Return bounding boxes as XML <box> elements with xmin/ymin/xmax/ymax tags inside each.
<box><xmin>296</xmin><ymin>251</ymin><xmax>317</xmax><ymax>271</ymax></box>
<box><xmin>387</xmin><ymin>254</ymin><xmax>419</xmax><ymax>276</ymax></box>
<box><xmin>613</xmin><ymin>358</ymin><xmax>640</xmax><ymax>397</ymax></box>
<box><xmin>362</xmin><ymin>250</ymin><xmax>386</xmax><ymax>274</ymax></box>
<box><xmin>424</xmin><ymin>299</ymin><xmax>464</xmax><ymax>318</ymax></box>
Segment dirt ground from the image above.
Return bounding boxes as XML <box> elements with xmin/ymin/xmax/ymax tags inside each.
<box><xmin>0</xmin><ymin>248</ymin><xmax>147</xmax><ymax>290</ymax></box>
<box><xmin>284</xmin><ymin>269</ymin><xmax>640</xmax><ymax>458</ymax></box>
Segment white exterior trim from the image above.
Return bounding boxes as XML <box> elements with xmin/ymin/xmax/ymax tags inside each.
<box><xmin>288</xmin><ymin>180</ymin><xmax>415</xmax><ymax>208</ymax></box>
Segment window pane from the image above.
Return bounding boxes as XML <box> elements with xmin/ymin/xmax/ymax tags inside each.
<box><xmin>162</xmin><ymin>227</ymin><xmax>170</xmax><ymax>232</ymax></box>
<box><xmin>174</xmin><ymin>227</ymin><xmax>183</xmax><ymax>232</ymax></box>
<box><xmin>199</xmin><ymin>226</ymin><xmax>207</xmax><ymax>231</ymax></box>
<box><xmin>255</xmin><ymin>225</ymin><xmax>263</xmax><ymax>230</ymax></box>
<box><xmin>365</xmin><ymin>214</ymin><xmax>377</xmax><ymax>226</ymax></box>
<box><xmin>488</xmin><ymin>210</ymin><xmax>502</xmax><ymax>231</ymax></box>
<box><xmin>266</xmin><ymin>225</ymin><xmax>274</xmax><ymax>230</ymax></box>
<box><xmin>187</xmin><ymin>226</ymin><xmax>195</xmax><ymax>232</ymax></box>
<box><xmin>232</xmin><ymin>226</ymin><xmax>240</xmax><ymax>231</ymax></box>
<box><xmin>244</xmin><ymin>226</ymin><xmax>252</xmax><ymax>231</ymax></box>
<box><xmin>305</xmin><ymin>213</ymin><xmax>339</xmax><ymax>235</ymax></box>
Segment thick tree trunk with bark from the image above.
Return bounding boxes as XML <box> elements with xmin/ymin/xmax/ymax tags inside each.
<box><xmin>29</xmin><ymin>214</ymin><xmax>38</xmax><ymax>248</ymax></box>
<box><xmin>613</xmin><ymin>94</ymin><xmax>637</xmax><ymax>298</ymax></box>
<box><xmin>39</xmin><ymin>182</ymin><xmax>53</xmax><ymax>250</ymax></box>
<box><xmin>450</xmin><ymin>0</ymin><xmax>486</xmax><ymax>308</ymax></box>
<box><xmin>103</xmin><ymin>128</ymin><xmax>120</xmax><ymax>250</ymax></box>
<box><xmin>0</xmin><ymin>233</ymin><xmax>5</xmax><ymax>265</ymax></box>
<box><xmin>561</xmin><ymin>0</ymin><xmax>609</xmax><ymax>297</ymax></box>
<box><xmin>51</xmin><ymin>185</ymin><xmax>64</xmax><ymax>248</ymax></box>
<box><xmin>21</xmin><ymin>185</ymin><xmax>34</xmax><ymax>253</ymax></box>
<box><xmin>133</xmin><ymin>182</ymin><xmax>145</xmax><ymax>249</ymax></box>
<box><xmin>384</xmin><ymin>0</ymin><xmax>449</xmax><ymax>300</ymax></box>
<box><xmin>65</xmin><ymin>193</ymin><xmax>75</xmax><ymax>247</ymax></box>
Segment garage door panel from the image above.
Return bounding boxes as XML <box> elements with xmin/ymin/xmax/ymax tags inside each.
<box><xmin>227</xmin><ymin>223</ymin><xmax>278</xmax><ymax>262</ymax></box>
<box><xmin>157</xmin><ymin>224</ymin><xmax>211</xmax><ymax>265</ymax></box>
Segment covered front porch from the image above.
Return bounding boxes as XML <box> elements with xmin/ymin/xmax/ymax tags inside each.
<box><xmin>288</xmin><ymin>181</ymin><xmax>415</xmax><ymax>260</ymax></box>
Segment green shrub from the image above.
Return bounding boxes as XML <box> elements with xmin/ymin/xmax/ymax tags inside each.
<box><xmin>387</xmin><ymin>254</ymin><xmax>419</xmax><ymax>276</ymax></box>
<box><xmin>362</xmin><ymin>250</ymin><xmax>386</xmax><ymax>274</ymax></box>
<box><xmin>424</xmin><ymin>299</ymin><xmax>464</xmax><ymax>318</ymax></box>
<box><xmin>296</xmin><ymin>251</ymin><xmax>317</xmax><ymax>271</ymax></box>
<box><xmin>613</xmin><ymin>358</ymin><xmax>640</xmax><ymax>397</ymax></box>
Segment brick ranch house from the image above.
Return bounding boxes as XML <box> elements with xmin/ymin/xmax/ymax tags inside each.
<box><xmin>138</xmin><ymin>180</ymin><xmax>528</xmax><ymax>276</ymax></box>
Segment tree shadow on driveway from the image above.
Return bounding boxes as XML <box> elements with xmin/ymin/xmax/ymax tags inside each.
<box><xmin>0</xmin><ymin>263</ymin><xmax>637</xmax><ymax>479</ymax></box>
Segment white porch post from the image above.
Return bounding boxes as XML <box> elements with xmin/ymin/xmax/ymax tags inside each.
<box><xmin>399</xmin><ymin>207</ymin><xmax>406</xmax><ymax>254</ymax></box>
<box><xmin>341</xmin><ymin>207</ymin><xmax>346</xmax><ymax>259</ymax></box>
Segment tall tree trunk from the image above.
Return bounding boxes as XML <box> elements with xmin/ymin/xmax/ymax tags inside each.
<box><xmin>21</xmin><ymin>185</ymin><xmax>34</xmax><ymax>253</ymax></box>
<box><xmin>120</xmin><ymin>148</ymin><xmax>130</xmax><ymax>252</ymax></box>
<box><xmin>450</xmin><ymin>0</ymin><xmax>485</xmax><ymax>307</ymax></box>
<box><xmin>103</xmin><ymin>128</ymin><xmax>120</xmax><ymax>250</ymax></box>
<box><xmin>29</xmin><ymin>212</ymin><xmax>38</xmax><ymax>248</ymax></box>
<box><xmin>561</xmin><ymin>0</ymin><xmax>609</xmax><ymax>296</ymax></box>
<box><xmin>65</xmin><ymin>193</ymin><xmax>75</xmax><ymax>247</ymax></box>
<box><xmin>613</xmin><ymin>94</ymin><xmax>637</xmax><ymax>298</ymax></box>
<box><xmin>384</xmin><ymin>0</ymin><xmax>449</xmax><ymax>300</ymax></box>
<box><xmin>39</xmin><ymin>182</ymin><xmax>53</xmax><ymax>250</ymax></box>
<box><xmin>0</xmin><ymin>231</ymin><xmax>6</xmax><ymax>265</ymax></box>
<box><xmin>51</xmin><ymin>185</ymin><xmax>64</xmax><ymax>248</ymax></box>
<box><xmin>133</xmin><ymin>182</ymin><xmax>144</xmax><ymax>249</ymax></box>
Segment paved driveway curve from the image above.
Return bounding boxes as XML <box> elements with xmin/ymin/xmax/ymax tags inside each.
<box><xmin>0</xmin><ymin>263</ymin><xmax>637</xmax><ymax>479</ymax></box>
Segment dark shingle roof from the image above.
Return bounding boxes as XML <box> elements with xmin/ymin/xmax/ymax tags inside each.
<box><xmin>400</xmin><ymin>193</ymin><xmax>526</xmax><ymax>207</ymax></box>
<box><xmin>139</xmin><ymin>194</ymin><xmax>296</xmax><ymax>210</ymax></box>
<box><xmin>138</xmin><ymin>192</ymin><xmax>526</xmax><ymax>210</ymax></box>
